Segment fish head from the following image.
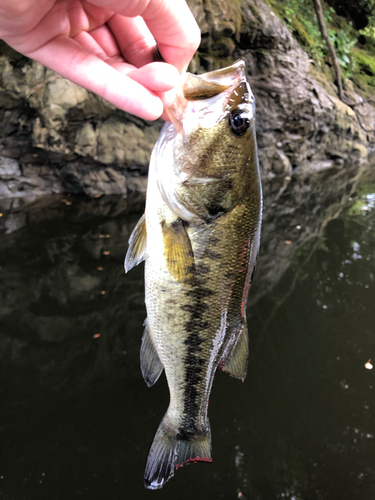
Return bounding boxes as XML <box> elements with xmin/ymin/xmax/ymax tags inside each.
<box><xmin>157</xmin><ymin>60</ymin><xmax>260</xmax><ymax>222</ymax></box>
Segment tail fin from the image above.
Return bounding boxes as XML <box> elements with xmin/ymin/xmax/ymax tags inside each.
<box><xmin>144</xmin><ymin>414</ymin><xmax>212</xmax><ymax>490</ymax></box>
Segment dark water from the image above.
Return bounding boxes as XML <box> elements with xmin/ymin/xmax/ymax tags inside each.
<box><xmin>0</xmin><ymin>170</ymin><xmax>375</xmax><ymax>500</ymax></box>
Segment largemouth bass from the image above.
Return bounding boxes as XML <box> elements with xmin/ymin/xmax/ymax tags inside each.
<box><xmin>125</xmin><ymin>60</ymin><xmax>262</xmax><ymax>489</ymax></box>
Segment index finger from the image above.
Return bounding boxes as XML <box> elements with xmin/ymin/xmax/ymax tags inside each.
<box><xmin>141</xmin><ymin>0</ymin><xmax>201</xmax><ymax>72</ymax></box>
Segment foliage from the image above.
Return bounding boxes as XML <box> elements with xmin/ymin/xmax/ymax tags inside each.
<box><xmin>329</xmin><ymin>29</ymin><xmax>357</xmax><ymax>74</ymax></box>
<box><xmin>358</xmin><ymin>0</ymin><xmax>375</xmax><ymax>29</ymax></box>
<box><xmin>265</xmin><ymin>0</ymin><xmax>375</xmax><ymax>93</ymax></box>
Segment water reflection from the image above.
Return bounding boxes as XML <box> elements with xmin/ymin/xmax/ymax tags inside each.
<box><xmin>0</xmin><ymin>195</ymin><xmax>147</xmax><ymax>397</ymax></box>
<box><xmin>246</xmin><ymin>167</ymin><xmax>375</xmax><ymax>499</ymax></box>
<box><xmin>1</xmin><ymin>167</ymin><xmax>375</xmax><ymax>499</ymax></box>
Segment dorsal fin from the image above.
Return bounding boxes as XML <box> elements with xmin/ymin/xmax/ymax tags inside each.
<box><xmin>124</xmin><ymin>214</ymin><xmax>147</xmax><ymax>273</ymax></box>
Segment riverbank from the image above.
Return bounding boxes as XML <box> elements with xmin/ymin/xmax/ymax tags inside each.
<box><xmin>0</xmin><ymin>0</ymin><xmax>374</xmax><ymax>199</ymax></box>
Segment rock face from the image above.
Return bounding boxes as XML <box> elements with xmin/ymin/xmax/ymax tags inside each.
<box><xmin>0</xmin><ymin>46</ymin><xmax>160</xmax><ymax>198</ymax></box>
<box><xmin>0</xmin><ymin>0</ymin><xmax>373</xmax><ymax>199</ymax></box>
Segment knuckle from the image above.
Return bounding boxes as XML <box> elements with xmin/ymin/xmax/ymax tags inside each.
<box><xmin>187</xmin><ymin>25</ymin><xmax>201</xmax><ymax>53</ymax></box>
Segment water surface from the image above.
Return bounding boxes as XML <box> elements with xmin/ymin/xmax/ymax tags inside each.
<box><xmin>1</xmin><ymin>170</ymin><xmax>375</xmax><ymax>499</ymax></box>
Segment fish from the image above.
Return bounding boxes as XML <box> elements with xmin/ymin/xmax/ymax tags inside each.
<box><xmin>124</xmin><ymin>59</ymin><xmax>262</xmax><ymax>490</ymax></box>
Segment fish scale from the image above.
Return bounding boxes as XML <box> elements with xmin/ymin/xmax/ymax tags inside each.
<box><xmin>125</xmin><ymin>60</ymin><xmax>262</xmax><ymax>489</ymax></box>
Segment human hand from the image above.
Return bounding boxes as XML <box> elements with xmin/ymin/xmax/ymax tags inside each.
<box><xmin>0</xmin><ymin>0</ymin><xmax>201</xmax><ymax>120</ymax></box>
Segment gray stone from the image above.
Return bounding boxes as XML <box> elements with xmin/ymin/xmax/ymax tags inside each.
<box><xmin>0</xmin><ymin>156</ymin><xmax>21</xmax><ymax>177</ymax></box>
<box><xmin>60</xmin><ymin>163</ymin><xmax>127</xmax><ymax>196</ymax></box>
<box><xmin>75</xmin><ymin>122</ymin><xmax>97</xmax><ymax>157</ymax></box>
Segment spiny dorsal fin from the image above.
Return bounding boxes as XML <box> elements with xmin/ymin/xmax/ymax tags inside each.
<box><xmin>222</xmin><ymin>318</ymin><xmax>249</xmax><ymax>382</ymax></box>
<box><xmin>140</xmin><ymin>319</ymin><xmax>164</xmax><ymax>388</ymax></box>
<box><xmin>161</xmin><ymin>219</ymin><xmax>194</xmax><ymax>282</ymax></box>
<box><xmin>124</xmin><ymin>213</ymin><xmax>146</xmax><ymax>273</ymax></box>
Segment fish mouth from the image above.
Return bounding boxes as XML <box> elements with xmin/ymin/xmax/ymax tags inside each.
<box><xmin>165</xmin><ymin>60</ymin><xmax>252</xmax><ymax>130</ymax></box>
<box><xmin>182</xmin><ymin>60</ymin><xmax>247</xmax><ymax>101</ymax></box>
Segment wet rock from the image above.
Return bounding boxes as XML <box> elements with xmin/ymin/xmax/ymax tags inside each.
<box><xmin>2</xmin><ymin>211</ymin><xmax>27</xmax><ymax>234</ymax></box>
<box><xmin>60</xmin><ymin>163</ymin><xmax>127</xmax><ymax>196</ymax></box>
<box><xmin>96</xmin><ymin>120</ymin><xmax>158</xmax><ymax>166</ymax></box>
<box><xmin>30</xmin><ymin>77</ymin><xmax>90</xmax><ymax>129</ymax></box>
<box><xmin>272</xmin><ymin>149</ymin><xmax>292</xmax><ymax>175</ymax></box>
<box><xmin>0</xmin><ymin>156</ymin><xmax>21</xmax><ymax>177</ymax></box>
<box><xmin>202</xmin><ymin>0</ymin><xmax>242</xmax><ymax>38</ymax></box>
<box><xmin>126</xmin><ymin>176</ymin><xmax>148</xmax><ymax>193</ymax></box>
<box><xmin>74</xmin><ymin>122</ymin><xmax>97</xmax><ymax>157</ymax></box>
<box><xmin>299</xmin><ymin>160</ymin><xmax>335</xmax><ymax>174</ymax></box>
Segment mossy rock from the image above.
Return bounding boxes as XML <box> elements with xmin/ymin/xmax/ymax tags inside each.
<box><xmin>351</xmin><ymin>47</ymin><xmax>375</xmax><ymax>93</ymax></box>
<box><xmin>352</xmin><ymin>73</ymin><xmax>375</xmax><ymax>92</ymax></box>
<box><xmin>363</xmin><ymin>35</ymin><xmax>375</xmax><ymax>57</ymax></box>
<box><xmin>246</xmin><ymin>1</ymin><xmax>262</xmax><ymax>20</ymax></box>
<box><xmin>292</xmin><ymin>18</ymin><xmax>317</xmax><ymax>49</ymax></box>
<box><xmin>353</xmin><ymin>48</ymin><xmax>375</xmax><ymax>76</ymax></box>
<box><xmin>262</xmin><ymin>0</ymin><xmax>282</xmax><ymax>19</ymax></box>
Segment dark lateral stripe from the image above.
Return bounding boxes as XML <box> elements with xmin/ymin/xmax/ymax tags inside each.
<box><xmin>178</xmin><ymin>276</ymin><xmax>213</xmax><ymax>437</ymax></box>
<box><xmin>205</xmin><ymin>249</ymin><xmax>222</xmax><ymax>260</ymax></box>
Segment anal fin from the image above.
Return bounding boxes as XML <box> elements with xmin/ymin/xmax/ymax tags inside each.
<box><xmin>124</xmin><ymin>213</ymin><xmax>147</xmax><ymax>273</ymax></box>
<box><xmin>140</xmin><ymin>319</ymin><xmax>164</xmax><ymax>387</ymax></box>
<box><xmin>222</xmin><ymin>318</ymin><xmax>249</xmax><ymax>382</ymax></box>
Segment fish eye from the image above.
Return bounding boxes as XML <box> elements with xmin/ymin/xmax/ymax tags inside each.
<box><xmin>229</xmin><ymin>109</ymin><xmax>250</xmax><ymax>136</ymax></box>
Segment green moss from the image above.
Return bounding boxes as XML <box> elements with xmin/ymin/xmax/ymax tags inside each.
<box><xmin>293</xmin><ymin>18</ymin><xmax>317</xmax><ymax>48</ymax></box>
<box><xmin>367</xmin><ymin>38</ymin><xmax>375</xmax><ymax>57</ymax></box>
<box><xmin>264</xmin><ymin>0</ymin><xmax>375</xmax><ymax>98</ymax></box>
<box><xmin>352</xmin><ymin>73</ymin><xmax>375</xmax><ymax>92</ymax></box>
<box><xmin>353</xmin><ymin>48</ymin><xmax>375</xmax><ymax>75</ymax></box>
<box><xmin>351</xmin><ymin>48</ymin><xmax>375</xmax><ymax>94</ymax></box>
<box><xmin>263</xmin><ymin>0</ymin><xmax>284</xmax><ymax>20</ymax></box>
<box><xmin>262</xmin><ymin>0</ymin><xmax>327</xmax><ymax>59</ymax></box>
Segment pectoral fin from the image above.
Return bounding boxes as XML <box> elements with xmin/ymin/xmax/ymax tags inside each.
<box><xmin>162</xmin><ymin>219</ymin><xmax>194</xmax><ymax>282</ymax></box>
<box><xmin>140</xmin><ymin>319</ymin><xmax>164</xmax><ymax>388</ymax></box>
<box><xmin>222</xmin><ymin>318</ymin><xmax>249</xmax><ymax>382</ymax></box>
<box><xmin>124</xmin><ymin>214</ymin><xmax>147</xmax><ymax>273</ymax></box>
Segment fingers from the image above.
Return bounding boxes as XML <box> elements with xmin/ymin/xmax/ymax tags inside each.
<box><xmin>29</xmin><ymin>36</ymin><xmax>165</xmax><ymax>120</ymax></box>
<box><xmin>73</xmin><ymin>30</ymin><xmax>180</xmax><ymax>91</ymax></box>
<box><xmin>107</xmin><ymin>14</ymin><xmax>156</xmax><ymax>68</ymax></box>
<box><xmin>0</xmin><ymin>0</ymin><xmax>54</xmax><ymax>34</ymax></box>
<box><xmin>89</xmin><ymin>24</ymin><xmax>121</xmax><ymax>58</ymax></box>
<box><xmin>1</xmin><ymin>0</ymin><xmax>200</xmax><ymax>121</ymax></box>
<box><xmin>127</xmin><ymin>62</ymin><xmax>180</xmax><ymax>92</ymax></box>
<box><xmin>88</xmin><ymin>0</ymin><xmax>201</xmax><ymax>73</ymax></box>
<box><xmin>73</xmin><ymin>30</ymin><xmax>111</xmax><ymax>60</ymax></box>
<box><xmin>142</xmin><ymin>0</ymin><xmax>201</xmax><ymax>72</ymax></box>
